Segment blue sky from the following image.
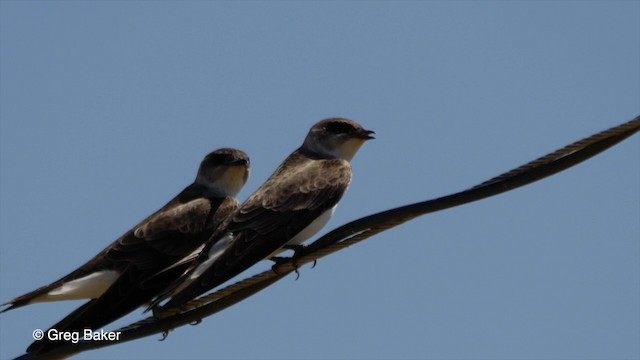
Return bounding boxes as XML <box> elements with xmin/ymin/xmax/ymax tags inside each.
<box><xmin>1</xmin><ymin>1</ymin><xmax>638</xmax><ymax>359</ymax></box>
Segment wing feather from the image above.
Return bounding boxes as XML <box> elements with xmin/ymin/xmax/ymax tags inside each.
<box><xmin>156</xmin><ymin>153</ymin><xmax>352</xmax><ymax>308</ymax></box>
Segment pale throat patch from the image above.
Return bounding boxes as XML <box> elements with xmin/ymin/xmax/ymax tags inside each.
<box><xmin>200</xmin><ymin>165</ymin><xmax>247</xmax><ymax>197</ymax></box>
<box><xmin>332</xmin><ymin>138</ymin><xmax>367</xmax><ymax>161</ymax></box>
<box><xmin>213</xmin><ymin>166</ymin><xmax>247</xmax><ymax>197</ymax></box>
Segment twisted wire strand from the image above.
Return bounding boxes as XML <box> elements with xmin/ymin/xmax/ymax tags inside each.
<box><xmin>28</xmin><ymin>116</ymin><xmax>640</xmax><ymax>360</ymax></box>
<box><xmin>471</xmin><ymin>118</ymin><xmax>640</xmax><ymax>190</ymax></box>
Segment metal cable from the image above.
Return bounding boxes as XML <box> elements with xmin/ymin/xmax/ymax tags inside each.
<box><xmin>25</xmin><ymin>115</ymin><xmax>640</xmax><ymax>360</ymax></box>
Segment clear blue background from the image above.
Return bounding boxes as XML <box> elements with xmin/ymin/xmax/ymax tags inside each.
<box><xmin>1</xmin><ymin>2</ymin><xmax>638</xmax><ymax>359</ymax></box>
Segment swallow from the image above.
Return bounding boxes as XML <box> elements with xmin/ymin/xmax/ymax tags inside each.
<box><xmin>152</xmin><ymin>118</ymin><xmax>373</xmax><ymax>312</ymax></box>
<box><xmin>3</xmin><ymin>148</ymin><xmax>250</xmax><ymax>354</ymax></box>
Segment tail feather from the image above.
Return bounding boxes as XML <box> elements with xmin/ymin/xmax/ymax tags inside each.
<box><xmin>2</xmin><ymin>257</ymin><xmax>111</xmax><ymax>314</ymax></box>
<box><xmin>25</xmin><ymin>265</ymin><xmax>189</xmax><ymax>356</ymax></box>
<box><xmin>1</xmin><ymin>281</ymin><xmax>67</xmax><ymax>314</ymax></box>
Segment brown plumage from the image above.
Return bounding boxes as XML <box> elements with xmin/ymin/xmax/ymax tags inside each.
<box><xmin>2</xmin><ymin>148</ymin><xmax>250</xmax><ymax>356</ymax></box>
<box><xmin>153</xmin><ymin>118</ymin><xmax>374</xmax><ymax>312</ymax></box>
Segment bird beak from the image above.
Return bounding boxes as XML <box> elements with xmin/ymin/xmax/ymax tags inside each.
<box><xmin>356</xmin><ymin>129</ymin><xmax>376</xmax><ymax>140</ymax></box>
<box><xmin>231</xmin><ymin>158</ymin><xmax>249</xmax><ymax>166</ymax></box>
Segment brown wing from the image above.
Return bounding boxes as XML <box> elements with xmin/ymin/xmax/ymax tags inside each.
<box><xmin>157</xmin><ymin>154</ymin><xmax>352</xmax><ymax>309</ymax></box>
<box><xmin>1</xmin><ymin>184</ymin><xmax>229</xmax><ymax>312</ymax></box>
<box><xmin>106</xmin><ymin>195</ymin><xmax>239</xmax><ymax>269</ymax></box>
<box><xmin>25</xmin><ymin>195</ymin><xmax>240</xmax><ymax>354</ymax></box>
<box><xmin>230</xmin><ymin>155</ymin><xmax>351</xmax><ymax>234</ymax></box>
<box><xmin>134</xmin><ymin>198</ymin><xmax>212</xmax><ymax>239</ymax></box>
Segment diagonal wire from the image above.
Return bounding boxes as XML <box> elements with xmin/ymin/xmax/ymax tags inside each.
<box><xmin>25</xmin><ymin>115</ymin><xmax>640</xmax><ymax>360</ymax></box>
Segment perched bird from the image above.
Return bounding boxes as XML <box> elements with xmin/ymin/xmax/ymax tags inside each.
<box><xmin>2</xmin><ymin>148</ymin><xmax>250</xmax><ymax>354</ymax></box>
<box><xmin>153</xmin><ymin>118</ymin><xmax>374</xmax><ymax>312</ymax></box>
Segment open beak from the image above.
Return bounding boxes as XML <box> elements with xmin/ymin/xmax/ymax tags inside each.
<box><xmin>356</xmin><ymin>129</ymin><xmax>376</xmax><ymax>140</ymax></box>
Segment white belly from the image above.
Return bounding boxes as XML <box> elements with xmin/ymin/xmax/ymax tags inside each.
<box><xmin>288</xmin><ymin>205</ymin><xmax>337</xmax><ymax>246</ymax></box>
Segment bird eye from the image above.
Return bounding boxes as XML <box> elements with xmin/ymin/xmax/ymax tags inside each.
<box><xmin>325</xmin><ymin>121</ymin><xmax>356</xmax><ymax>134</ymax></box>
<box><xmin>203</xmin><ymin>153</ymin><xmax>227</xmax><ymax>165</ymax></box>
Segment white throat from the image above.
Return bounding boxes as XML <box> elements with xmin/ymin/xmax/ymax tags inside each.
<box><xmin>198</xmin><ymin>166</ymin><xmax>248</xmax><ymax>197</ymax></box>
<box><xmin>305</xmin><ymin>138</ymin><xmax>367</xmax><ymax>161</ymax></box>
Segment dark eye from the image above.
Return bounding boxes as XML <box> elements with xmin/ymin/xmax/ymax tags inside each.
<box><xmin>325</xmin><ymin>121</ymin><xmax>356</xmax><ymax>134</ymax></box>
<box><xmin>203</xmin><ymin>153</ymin><xmax>228</xmax><ymax>166</ymax></box>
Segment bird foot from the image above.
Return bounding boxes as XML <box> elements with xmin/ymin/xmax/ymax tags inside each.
<box><xmin>270</xmin><ymin>256</ymin><xmax>301</xmax><ymax>280</ymax></box>
<box><xmin>159</xmin><ymin>330</ymin><xmax>171</xmax><ymax>341</ymax></box>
